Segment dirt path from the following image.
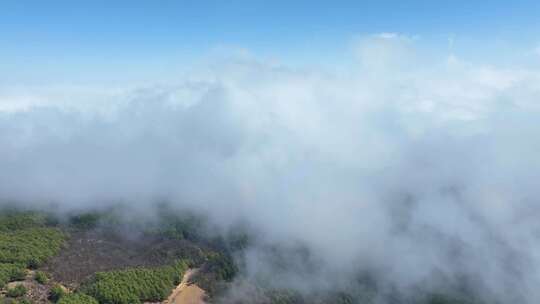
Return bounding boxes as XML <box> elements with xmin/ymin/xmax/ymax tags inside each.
<box><xmin>164</xmin><ymin>269</ymin><xmax>206</xmax><ymax>304</ymax></box>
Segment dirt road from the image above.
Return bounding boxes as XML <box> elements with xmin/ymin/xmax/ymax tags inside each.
<box><xmin>164</xmin><ymin>269</ymin><xmax>206</xmax><ymax>304</ymax></box>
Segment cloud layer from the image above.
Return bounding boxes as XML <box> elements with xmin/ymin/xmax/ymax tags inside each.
<box><xmin>2</xmin><ymin>36</ymin><xmax>540</xmax><ymax>302</ymax></box>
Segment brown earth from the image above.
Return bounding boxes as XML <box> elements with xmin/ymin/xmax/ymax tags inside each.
<box><xmin>164</xmin><ymin>269</ymin><xmax>206</xmax><ymax>304</ymax></box>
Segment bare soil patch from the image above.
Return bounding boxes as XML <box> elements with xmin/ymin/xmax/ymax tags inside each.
<box><xmin>165</xmin><ymin>269</ymin><xmax>206</xmax><ymax>304</ymax></box>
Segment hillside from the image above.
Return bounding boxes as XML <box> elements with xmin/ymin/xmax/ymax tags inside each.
<box><xmin>0</xmin><ymin>207</ymin><xmax>485</xmax><ymax>304</ymax></box>
<box><xmin>0</xmin><ymin>207</ymin><xmax>234</xmax><ymax>304</ymax></box>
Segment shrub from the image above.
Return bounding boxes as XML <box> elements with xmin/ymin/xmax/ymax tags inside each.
<box><xmin>83</xmin><ymin>260</ymin><xmax>188</xmax><ymax>304</ymax></box>
<box><xmin>6</xmin><ymin>284</ymin><xmax>27</xmax><ymax>297</ymax></box>
<box><xmin>2</xmin><ymin>299</ymin><xmax>31</xmax><ymax>304</ymax></box>
<box><xmin>0</xmin><ymin>211</ymin><xmax>48</xmax><ymax>232</ymax></box>
<box><xmin>266</xmin><ymin>289</ymin><xmax>304</xmax><ymax>304</ymax></box>
<box><xmin>49</xmin><ymin>284</ymin><xmax>67</xmax><ymax>302</ymax></box>
<box><xmin>57</xmin><ymin>293</ymin><xmax>98</xmax><ymax>304</ymax></box>
<box><xmin>9</xmin><ymin>268</ymin><xmax>27</xmax><ymax>282</ymax></box>
<box><xmin>426</xmin><ymin>294</ymin><xmax>473</xmax><ymax>304</ymax></box>
<box><xmin>204</xmin><ymin>251</ymin><xmax>237</xmax><ymax>281</ymax></box>
<box><xmin>34</xmin><ymin>271</ymin><xmax>48</xmax><ymax>284</ymax></box>
<box><xmin>68</xmin><ymin>212</ymin><xmax>103</xmax><ymax>230</ymax></box>
<box><xmin>0</xmin><ymin>228</ymin><xmax>65</xmax><ymax>268</ymax></box>
<box><xmin>0</xmin><ymin>263</ymin><xmax>26</xmax><ymax>288</ymax></box>
<box><xmin>143</xmin><ymin>206</ymin><xmax>205</xmax><ymax>241</ymax></box>
<box><xmin>7</xmin><ymin>299</ymin><xmax>32</xmax><ymax>304</ymax></box>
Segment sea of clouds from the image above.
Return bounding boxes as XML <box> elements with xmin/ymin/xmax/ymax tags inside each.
<box><xmin>1</xmin><ymin>34</ymin><xmax>540</xmax><ymax>302</ymax></box>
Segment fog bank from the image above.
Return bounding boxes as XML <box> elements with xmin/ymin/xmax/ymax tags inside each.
<box><xmin>2</xmin><ymin>36</ymin><xmax>540</xmax><ymax>302</ymax></box>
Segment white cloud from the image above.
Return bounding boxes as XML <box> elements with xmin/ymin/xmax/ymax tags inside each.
<box><xmin>376</xmin><ymin>32</ymin><xmax>399</xmax><ymax>39</ymax></box>
<box><xmin>2</xmin><ymin>36</ymin><xmax>540</xmax><ymax>302</ymax></box>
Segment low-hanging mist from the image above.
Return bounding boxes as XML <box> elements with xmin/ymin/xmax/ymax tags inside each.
<box><xmin>2</xmin><ymin>35</ymin><xmax>540</xmax><ymax>303</ymax></box>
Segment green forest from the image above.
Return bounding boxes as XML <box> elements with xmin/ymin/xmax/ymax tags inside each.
<box><xmin>83</xmin><ymin>261</ymin><xmax>188</xmax><ymax>304</ymax></box>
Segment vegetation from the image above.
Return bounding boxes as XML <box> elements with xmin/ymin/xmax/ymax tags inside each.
<box><xmin>142</xmin><ymin>206</ymin><xmax>206</xmax><ymax>242</ymax></box>
<box><xmin>0</xmin><ymin>263</ymin><xmax>26</xmax><ymax>288</ymax></box>
<box><xmin>203</xmin><ymin>251</ymin><xmax>236</xmax><ymax>282</ymax></box>
<box><xmin>35</xmin><ymin>271</ymin><xmax>49</xmax><ymax>284</ymax></box>
<box><xmin>266</xmin><ymin>289</ymin><xmax>305</xmax><ymax>304</ymax></box>
<box><xmin>0</xmin><ymin>211</ymin><xmax>49</xmax><ymax>232</ymax></box>
<box><xmin>83</xmin><ymin>260</ymin><xmax>188</xmax><ymax>304</ymax></box>
<box><xmin>6</xmin><ymin>284</ymin><xmax>27</xmax><ymax>297</ymax></box>
<box><xmin>68</xmin><ymin>211</ymin><xmax>110</xmax><ymax>230</ymax></box>
<box><xmin>57</xmin><ymin>293</ymin><xmax>98</xmax><ymax>304</ymax></box>
<box><xmin>0</xmin><ymin>209</ymin><xmax>65</xmax><ymax>273</ymax></box>
<box><xmin>49</xmin><ymin>284</ymin><xmax>67</xmax><ymax>302</ymax></box>
<box><xmin>1</xmin><ymin>299</ymin><xmax>31</xmax><ymax>304</ymax></box>
<box><xmin>425</xmin><ymin>293</ymin><xmax>479</xmax><ymax>304</ymax></box>
<box><xmin>0</xmin><ymin>208</ymin><xmax>481</xmax><ymax>304</ymax></box>
<box><xmin>0</xmin><ymin>228</ymin><xmax>65</xmax><ymax>268</ymax></box>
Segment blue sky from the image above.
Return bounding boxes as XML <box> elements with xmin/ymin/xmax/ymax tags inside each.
<box><xmin>1</xmin><ymin>1</ymin><xmax>539</xmax><ymax>84</ymax></box>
